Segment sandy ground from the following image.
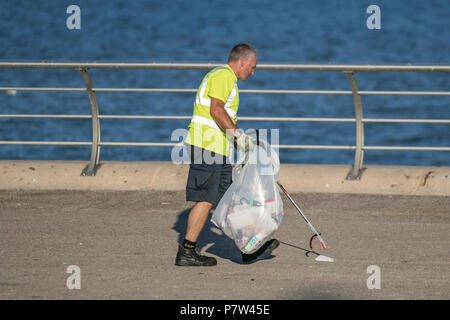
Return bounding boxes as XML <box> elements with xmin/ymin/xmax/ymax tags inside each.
<box><xmin>0</xmin><ymin>190</ymin><xmax>448</xmax><ymax>300</ymax></box>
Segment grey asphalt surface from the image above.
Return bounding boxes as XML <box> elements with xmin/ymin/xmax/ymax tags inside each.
<box><xmin>0</xmin><ymin>190</ymin><xmax>448</xmax><ymax>300</ymax></box>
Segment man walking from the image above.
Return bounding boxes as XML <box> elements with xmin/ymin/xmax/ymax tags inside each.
<box><xmin>175</xmin><ymin>43</ymin><xmax>280</xmax><ymax>266</ymax></box>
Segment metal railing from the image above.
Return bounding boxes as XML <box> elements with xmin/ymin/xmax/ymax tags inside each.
<box><xmin>0</xmin><ymin>62</ymin><xmax>449</xmax><ymax>179</ymax></box>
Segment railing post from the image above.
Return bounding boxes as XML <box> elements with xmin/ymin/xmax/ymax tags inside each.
<box><xmin>345</xmin><ymin>71</ymin><xmax>366</xmax><ymax>180</ymax></box>
<box><xmin>79</xmin><ymin>68</ymin><xmax>101</xmax><ymax>176</ymax></box>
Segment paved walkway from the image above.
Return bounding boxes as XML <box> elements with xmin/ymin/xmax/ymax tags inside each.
<box><xmin>0</xmin><ymin>190</ymin><xmax>449</xmax><ymax>299</ymax></box>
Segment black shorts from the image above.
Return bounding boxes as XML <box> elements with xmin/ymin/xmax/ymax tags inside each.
<box><xmin>185</xmin><ymin>145</ymin><xmax>232</xmax><ymax>206</ymax></box>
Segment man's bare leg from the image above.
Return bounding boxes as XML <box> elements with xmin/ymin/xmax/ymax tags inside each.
<box><xmin>175</xmin><ymin>201</ymin><xmax>217</xmax><ymax>266</ymax></box>
<box><xmin>185</xmin><ymin>201</ymin><xmax>213</xmax><ymax>242</ymax></box>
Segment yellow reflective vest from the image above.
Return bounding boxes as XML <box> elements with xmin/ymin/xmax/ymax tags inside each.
<box><xmin>184</xmin><ymin>64</ymin><xmax>239</xmax><ymax>156</ymax></box>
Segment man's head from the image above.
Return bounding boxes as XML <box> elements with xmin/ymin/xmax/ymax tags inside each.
<box><xmin>227</xmin><ymin>43</ymin><xmax>258</xmax><ymax>82</ymax></box>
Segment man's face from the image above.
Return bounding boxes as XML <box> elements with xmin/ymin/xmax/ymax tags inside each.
<box><xmin>238</xmin><ymin>55</ymin><xmax>258</xmax><ymax>82</ymax></box>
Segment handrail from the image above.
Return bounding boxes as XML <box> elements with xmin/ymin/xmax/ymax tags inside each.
<box><xmin>0</xmin><ymin>62</ymin><xmax>449</xmax><ymax>179</ymax></box>
<box><xmin>1</xmin><ymin>62</ymin><xmax>450</xmax><ymax>72</ymax></box>
<box><xmin>2</xmin><ymin>86</ymin><xmax>450</xmax><ymax>95</ymax></box>
<box><xmin>1</xmin><ymin>114</ymin><xmax>450</xmax><ymax>123</ymax></box>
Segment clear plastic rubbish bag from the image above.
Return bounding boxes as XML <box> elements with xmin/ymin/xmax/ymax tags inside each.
<box><xmin>212</xmin><ymin>133</ymin><xmax>283</xmax><ymax>254</ymax></box>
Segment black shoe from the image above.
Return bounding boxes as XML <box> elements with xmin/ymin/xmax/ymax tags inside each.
<box><xmin>242</xmin><ymin>239</ymin><xmax>280</xmax><ymax>263</ymax></box>
<box><xmin>175</xmin><ymin>245</ymin><xmax>217</xmax><ymax>266</ymax></box>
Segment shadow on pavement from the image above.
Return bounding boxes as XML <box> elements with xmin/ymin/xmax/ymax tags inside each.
<box><xmin>172</xmin><ymin>207</ymin><xmax>277</xmax><ymax>264</ymax></box>
<box><xmin>278</xmin><ymin>240</ymin><xmax>320</xmax><ymax>258</ymax></box>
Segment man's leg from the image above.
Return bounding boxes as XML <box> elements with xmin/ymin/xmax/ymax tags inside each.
<box><xmin>185</xmin><ymin>201</ymin><xmax>213</xmax><ymax>243</ymax></box>
<box><xmin>176</xmin><ymin>146</ymin><xmax>222</xmax><ymax>266</ymax></box>
<box><xmin>175</xmin><ymin>201</ymin><xmax>217</xmax><ymax>266</ymax></box>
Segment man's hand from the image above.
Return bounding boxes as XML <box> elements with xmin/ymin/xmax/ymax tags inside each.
<box><xmin>234</xmin><ymin>129</ymin><xmax>255</xmax><ymax>152</ymax></box>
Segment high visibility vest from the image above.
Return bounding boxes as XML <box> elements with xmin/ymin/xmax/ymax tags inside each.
<box><xmin>185</xmin><ymin>64</ymin><xmax>239</xmax><ymax>156</ymax></box>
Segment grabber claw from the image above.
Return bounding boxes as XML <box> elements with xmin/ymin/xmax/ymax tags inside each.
<box><xmin>310</xmin><ymin>233</ymin><xmax>327</xmax><ymax>250</ymax></box>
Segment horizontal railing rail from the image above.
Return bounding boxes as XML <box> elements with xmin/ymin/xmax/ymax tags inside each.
<box><xmin>1</xmin><ymin>62</ymin><xmax>450</xmax><ymax>72</ymax></box>
<box><xmin>2</xmin><ymin>87</ymin><xmax>450</xmax><ymax>96</ymax></box>
<box><xmin>0</xmin><ymin>62</ymin><xmax>449</xmax><ymax>179</ymax></box>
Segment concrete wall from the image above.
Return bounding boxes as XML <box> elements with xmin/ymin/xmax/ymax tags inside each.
<box><xmin>0</xmin><ymin>160</ymin><xmax>449</xmax><ymax>196</ymax></box>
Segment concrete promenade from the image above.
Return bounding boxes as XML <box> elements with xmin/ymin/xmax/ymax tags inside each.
<box><xmin>0</xmin><ymin>161</ymin><xmax>449</xmax><ymax>299</ymax></box>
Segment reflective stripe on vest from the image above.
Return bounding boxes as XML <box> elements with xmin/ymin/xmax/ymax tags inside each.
<box><xmin>191</xmin><ymin>115</ymin><xmax>221</xmax><ymax>131</ymax></box>
<box><xmin>191</xmin><ymin>66</ymin><xmax>238</xmax><ymax>130</ymax></box>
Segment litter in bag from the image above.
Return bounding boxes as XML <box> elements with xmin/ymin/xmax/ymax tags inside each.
<box><xmin>212</xmin><ymin>134</ymin><xmax>283</xmax><ymax>254</ymax></box>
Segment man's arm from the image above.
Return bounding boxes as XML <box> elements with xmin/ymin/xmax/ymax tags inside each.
<box><xmin>210</xmin><ymin>97</ymin><xmax>238</xmax><ymax>133</ymax></box>
<box><xmin>210</xmin><ymin>97</ymin><xmax>254</xmax><ymax>151</ymax></box>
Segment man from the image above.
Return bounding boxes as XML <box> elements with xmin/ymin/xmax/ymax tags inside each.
<box><xmin>175</xmin><ymin>43</ymin><xmax>280</xmax><ymax>267</ymax></box>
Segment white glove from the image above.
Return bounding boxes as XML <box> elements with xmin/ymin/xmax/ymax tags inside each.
<box><xmin>234</xmin><ymin>129</ymin><xmax>255</xmax><ymax>152</ymax></box>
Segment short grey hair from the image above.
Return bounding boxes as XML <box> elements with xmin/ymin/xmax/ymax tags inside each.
<box><xmin>228</xmin><ymin>43</ymin><xmax>258</xmax><ymax>63</ymax></box>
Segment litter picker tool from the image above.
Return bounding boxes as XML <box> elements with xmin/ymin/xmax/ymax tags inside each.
<box><xmin>277</xmin><ymin>182</ymin><xmax>327</xmax><ymax>250</ymax></box>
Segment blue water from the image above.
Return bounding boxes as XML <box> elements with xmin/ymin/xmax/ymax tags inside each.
<box><xmin>0</xmin><ymin>0</ymin><xmax>449</xmax><ymax>166</ymax></box>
